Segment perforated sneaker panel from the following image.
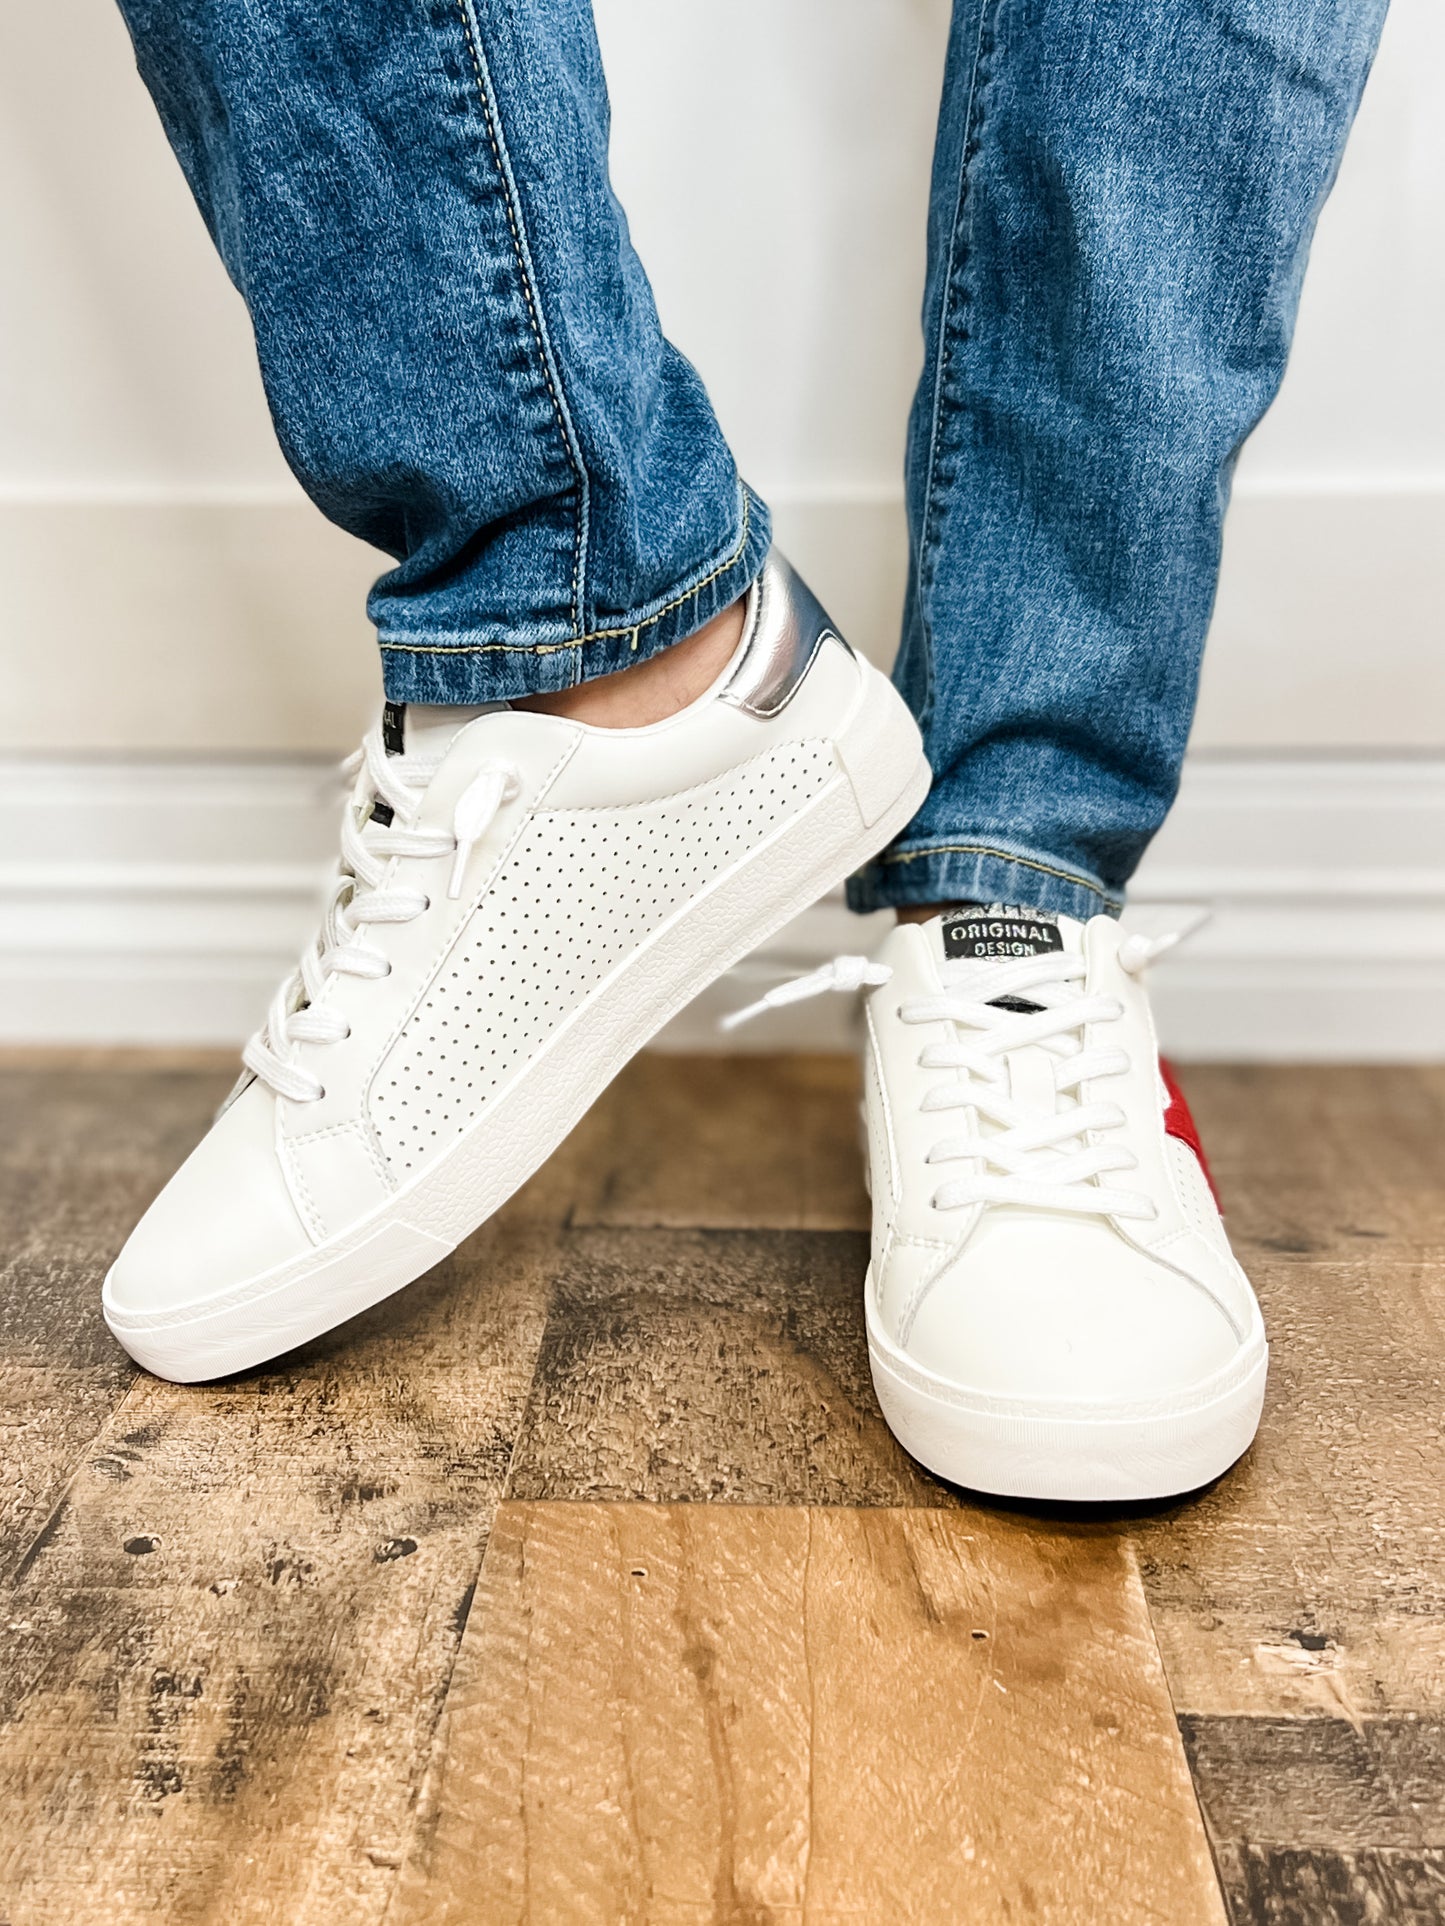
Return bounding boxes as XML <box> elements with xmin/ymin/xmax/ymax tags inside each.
<box><xmin>1164</xmin><ymin>1135</ymin><xmax>1232</xmax><ymax>1259</ymax></box>
<box><xmin>369</xmin><ymin>740</ymin><xmax>837</xmax><ymax>1173</ymax></box>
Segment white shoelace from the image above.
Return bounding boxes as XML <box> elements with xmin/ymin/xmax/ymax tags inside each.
<box><xmin>726</xmin><ymin>933</ymin><xmax>1179</xmax><ymax>1221</ymax></box>
<box><xmin>240</xmin><ymin>725</ymin><xmax>519</xmax><ymax>1104</ymax></box>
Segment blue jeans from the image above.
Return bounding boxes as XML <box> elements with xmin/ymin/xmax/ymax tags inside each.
<box><xmin>117</xmin><ymin>0</ymin><xmax>1384</xmax><ymax>918</ymax></box>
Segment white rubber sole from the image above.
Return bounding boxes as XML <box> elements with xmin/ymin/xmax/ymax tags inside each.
<box><xmin>104</xmin><ymin>668</ymin><xmax>930</xmax><ymax>1382</ymax></box>
<box><xmin>866</xmin><ymin>1274</ymin><xmax>1269</xmax><ymax>1503</ymax></box>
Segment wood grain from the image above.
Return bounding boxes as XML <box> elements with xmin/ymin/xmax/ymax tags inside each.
<box><xmin>0</xmin><ymin>1219</ymin><xmax>554</xmax><ymax>1926</ymax></box>
<box><xmin>1135</xmin><ymin>1250</ymin><xmax>1445</xmax><ymax>1723</ymax></box>
<box><xmin>1210</xmin><ymin>1844</ymin><xmax>1445</xmax><ymax>1924</ymax></box>
<box><xmin>1181</xmin><ymin>1714</ymin><xmax>1445</xmax><ymax>1850</ymax></box>
<box><xmin>1182</xmin><ymin>1714</ymin><xmax>1445</xmax><ymax>1926</ymax></box>
<box><xmin>505</xmin><ymin>1227</ymin><xmax>946</xmax><ymax>1506</ymax></box>
<box><xmin>1126</xmin><ymin>1068</ymin><xmax>1445</xmax><ymax>1726</ymax></box>
<box><xmin>1125</xmin><ymin>1068</ymin><xmax>1445</xmax><ymax>1919</ymax></box>
<box><xmin>554</xmin><ymin>1053</ymin><xmax>870</xmax><ymax>1231</ymax></box>
<box><xmin>399</xmin><ymin>1502</ymin><xmax>1224</xmax><ymax>1925</ymax></box>
<box><xmin>1176</xmin><ymin>1065</ymin><xmax>1445</xmax><ymax>1264</ymax></box>
<box><xmin>10</xmin><ymin>1052</ymin><xmax>1445</xmax><ymax>1925</ymax></box>
<box><xmin>0</xmin><ymin>1060</ymin><xmax>230</xmax><ymax>1568</ymax></box>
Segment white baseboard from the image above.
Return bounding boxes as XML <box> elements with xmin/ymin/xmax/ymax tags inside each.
<box><xmin>3</xmin><ymin>752</ymin><xmax>1443</xmax><ymax>1059</ymax></box>
<box><xmin>7</xmin><ymin>483</ymin><xmax>1445</xmax><ymax>754</ymax></box>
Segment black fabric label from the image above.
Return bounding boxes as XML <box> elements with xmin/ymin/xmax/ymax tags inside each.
<box><xmin>382</xmin><ymin>700</ymin><xmax>407</xmax><ymax>756</ymax></box>
<box><xmin>941</xmin><ymin>906</ymin><xmax>1063</xmax><ymax>962</ymax></box>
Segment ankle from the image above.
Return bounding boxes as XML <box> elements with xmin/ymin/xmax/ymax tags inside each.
<box><xmin>896</xmin><ymin>901</ymin><xmax>971</xmax><ymax>926</ymax></box>
<box><xmin>514</xmin><ymin>594</ymin><xmax>748</xmax><ymax>729</ymax></box>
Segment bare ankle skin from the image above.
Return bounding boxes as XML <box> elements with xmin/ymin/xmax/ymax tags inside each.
<box><xmin>513</xmin><ymin>594</ymin><xmax>748</xmax><ymax>729</ymax></box>
<box><xmin>895</xmin><ymin>902</ymin><xmax>969</xmax><ymax>925</ymax></box>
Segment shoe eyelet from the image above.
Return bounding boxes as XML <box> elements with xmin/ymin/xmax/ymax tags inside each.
<box><xmin>420</xmin><ymin>895</ymin><xmax>432</xmax><ymax>912</ymax></box>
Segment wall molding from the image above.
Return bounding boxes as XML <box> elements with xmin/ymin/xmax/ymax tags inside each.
<box><xmin>3</xmin><ymin>752</ymin><xmax>1443</xmax><ymax>1059</ymax></box>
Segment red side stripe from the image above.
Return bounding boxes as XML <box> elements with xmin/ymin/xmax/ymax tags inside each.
<box><xmin>1160</xmin><ymin>1057</ymin><xmax>1221</xmax><ymax>1207</ymax></box>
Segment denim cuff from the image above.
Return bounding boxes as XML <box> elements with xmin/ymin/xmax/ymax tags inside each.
<box><xmin>848</xmin><ymin>836</ymin><xmax>1123</xmax><ymax>922</ymax></box>
<box><xmin>377</xmin><ymin>485</ymin><xmax>771</xmax><ymax>705</ymax></box>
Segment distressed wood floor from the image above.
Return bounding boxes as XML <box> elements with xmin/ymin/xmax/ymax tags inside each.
<box><xmin>2</xmin><ymin>1053</ymin><xmax>1443</xmax><ymax>1924</ymax></box>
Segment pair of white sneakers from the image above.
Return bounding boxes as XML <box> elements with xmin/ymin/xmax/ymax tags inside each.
<box><xmin>104</xmin><ymin>552</ymin><xmax>1267</xmax><ymax>1502</ymax></box>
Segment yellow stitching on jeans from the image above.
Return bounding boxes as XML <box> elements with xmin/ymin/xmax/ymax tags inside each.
<box><xmin>880</xmin><ymin>841</ymin><xmax>1117</xmax><ymax>899</ymax></box>
<box><xmin>453</xmin><ymin>0</ymin><xmax>583</xmax><ymax>634</ymax></box>
<box><xmin>378</xmin><ymin>488</ymin><xmax>753</xmax><ymax>655</ymax></box>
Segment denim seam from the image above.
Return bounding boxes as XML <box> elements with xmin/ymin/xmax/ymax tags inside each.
<box><xmin>453</xmin><ymin>0</ymin><xmax>588</xmax><ymax>637</ymax></box>
<box><xmin>378</xmin><ymin>485</ymin><xmax>754</xmax><ymax>656</ymax></box>
<box><xmin>915</xmin><ymin>0</ymin><xmax>997</xmax><ymax>592</ymax></box>
<box><xmin>879</xmin><ymin>839</ymin><xmax>1120</xmax><ymax>904</ymax></box>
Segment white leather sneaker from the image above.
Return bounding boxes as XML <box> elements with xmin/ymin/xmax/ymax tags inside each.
<box><xmin>860</xmin><ymin>906</ymin><xmax>1268</xmax><ymax>1500</ymax></box>
<box><xmin>104</xmin><ymin>552</ymin><xmax>930</xmax><ymax>1381</ymax></box>
<box><xmin>738</xmin><ymin>904</ymin><xmax>1268</xmax><ymax>1500</ymax></box>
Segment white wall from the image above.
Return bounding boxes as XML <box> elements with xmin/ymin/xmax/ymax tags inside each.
<box><xmin>3</xmin><ymin>0</ymin><xmax>1443</xmax><ymax>1052</ymax></box>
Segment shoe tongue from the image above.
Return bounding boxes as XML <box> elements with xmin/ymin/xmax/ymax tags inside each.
<box><xmin>382</xmin><ymin>698</ymin><xmax>505</xmax><ymax>759</ymax></box>
<box><xmin>370</xmin><ymin>699</ymin><xmax>506</xmax><ymax>827</ymax></box>
<box><xmin>937</xmin><ymin>903</ymin><xmax>1078</xmax><ymax>965</ymax></box>
<box><xmin>935</xmin><ymin>903</ymin><xmax>1081</xmax><ymax>1010</ymax></box>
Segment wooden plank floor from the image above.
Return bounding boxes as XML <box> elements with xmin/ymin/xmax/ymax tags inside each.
<box><xmin>2</xmin><ymin>1054</ymin><xmax>1443</xmax><ymax>1924</ymax></box>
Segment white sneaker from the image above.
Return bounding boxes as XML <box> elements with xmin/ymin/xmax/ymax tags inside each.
<box><xmin>743</xmin><ymin>905</ymin><xmax>1268</xmax><ymax>1500</ymax></box>
<box><xmin>104</xmin><ymin>552</ymin><xmax>930</xmax><ymax>1381</ymax></box>
<box><xmin>866</xmin><ymin>906</ymin><xmax>1269</xmax><ymax>1500</ymax></box>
